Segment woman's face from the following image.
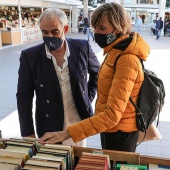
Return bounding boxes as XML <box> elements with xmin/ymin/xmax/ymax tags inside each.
<box><xmin>94</xmin><ymin>16</ymin><xmax>117</xmax><ymax>35</ymax></box>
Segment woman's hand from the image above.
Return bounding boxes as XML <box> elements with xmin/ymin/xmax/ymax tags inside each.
<box><xmin>39</xmin><ymin>130</ymin><xmax>70</xmax><ymax>144</ymax></box>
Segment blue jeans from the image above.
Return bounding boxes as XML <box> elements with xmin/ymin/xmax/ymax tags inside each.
<box><xmin>87</xmin><ymin>28</ymin><xmax>94</xmax><ymax>41</ymax></box>
<box><xmin>156</xmin><ymin>29</ymin><xmax>161</xmax><ymax>39</ymax></box>
<box><xmin>137</xmin><ymin>26</ymin><xmax>142</xmax><ymax>35</ymax></box>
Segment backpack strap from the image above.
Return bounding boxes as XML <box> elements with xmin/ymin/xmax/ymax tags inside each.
<box><xmin>113</xmin><ymin>54</ymin><xmax>146</xmax><ymax>145</ymax></box>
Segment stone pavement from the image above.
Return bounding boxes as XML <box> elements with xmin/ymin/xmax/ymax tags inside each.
<box><xmin>0</xmin><ymin>28</ymin><xmax>170</xmax><ymax>159</ymax></box>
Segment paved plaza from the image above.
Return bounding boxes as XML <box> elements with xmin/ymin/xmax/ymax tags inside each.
<box><xmin>0</xmin><ymin>27</ymin><xmax>170</xmax><ymax>159</ymax></box>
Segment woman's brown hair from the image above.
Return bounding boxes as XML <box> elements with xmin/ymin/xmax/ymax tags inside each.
<box><xmin>91</xmin><ymin>2</ymin><xmax>132</xmax><ymax>35</ymax></box>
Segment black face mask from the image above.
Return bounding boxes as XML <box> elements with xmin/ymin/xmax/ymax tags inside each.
<box><xmin>94</xmin><ymin>32</ymin><xmax>117</xmax><ymax>48</ymax></box>
<box><xmin>43</xmin><ymin>36</ymin><xmax>63</xmax><ymax>51</ymax></box>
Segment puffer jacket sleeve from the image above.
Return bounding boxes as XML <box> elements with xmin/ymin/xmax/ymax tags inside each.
<box><xmin>67</xmin><ymin>54</ymin><xmax>141</xmax><ymax>142</ymax></box>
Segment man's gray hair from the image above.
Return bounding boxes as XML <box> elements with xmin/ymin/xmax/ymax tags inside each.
<box><xmin>39</xmin><ymin>8</ymin><xmax>68</xmax><ymax>26</ymax></box>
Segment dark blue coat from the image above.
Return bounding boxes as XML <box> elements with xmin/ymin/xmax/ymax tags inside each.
<box><xmin>16</xmin><ymin>38</ymin><xmax>100</xmax><ymax>138</ymax></box>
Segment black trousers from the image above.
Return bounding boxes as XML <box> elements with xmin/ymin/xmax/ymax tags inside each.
<box><xmin>100</xmin><ymin>130</ymin><xmax>139</xmax><ymax>152</ymax></box>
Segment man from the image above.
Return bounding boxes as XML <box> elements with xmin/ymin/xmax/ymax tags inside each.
<box><xmin>83</xmin><ymin>16</ymin><xmax>89</xmax><ymax>35</ymax></box>
<box><xmin>16</xmin><ymin>8</ymin><xmax>100</xmax><ymax>147</ymax></box>
<box><xmin>151</xmin><ymin>20</ymin><xmax>156</xmax><ymax>35</ymax></box>
<box><xmin>156</xmin><ymin>17</ymin><xmax>163</xmax><ymax>39</ymax></box>
<box><xmin>83</xmin><ymin>16</ymin><xmax>94</xmax><ymax>42</ymax></box>
<box><xmin>136</xmin><ymin>15</ymin><xmax>142</xmax><ymax>35</ymax></box>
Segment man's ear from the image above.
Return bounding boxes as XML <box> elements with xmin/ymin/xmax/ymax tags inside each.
<box><xmin>64</xmin><ymin>25</ymin><xmax>69</xmax><ymax>34</ymax></box>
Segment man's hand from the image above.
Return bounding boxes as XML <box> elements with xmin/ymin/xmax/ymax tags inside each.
<box><xmin>39</xmin><ymin>130</ymin><xmax>70</xmax><ymax>144</ymax></box>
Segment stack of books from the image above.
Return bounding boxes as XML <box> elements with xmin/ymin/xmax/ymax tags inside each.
<box><xmin>0</xmin><ymin>137</ymin><xmax>40</xmax><ymax>169</ymax></box>
<box><xmin>75</xmin><ymin>152</ymin><xmax>110</xmax><ymax>170</ymax></box>
<box><xmin>23</xmin><ymin>143</ymin><xmax>74</xmax><ymax>170</ymax></box>
<box><xmin>0</xmin><ymin>137</ymin><xmax>74</xmax><ymax>170</ymax></box>
<box><xmin>0</xmin><ymin>149</ymin><xmax>26</xmax><ymax>170</ymax></box>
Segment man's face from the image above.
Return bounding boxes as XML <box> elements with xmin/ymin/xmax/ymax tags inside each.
<box><xmin>40</xmin><ymin>17</ymin><xmax>68</xmax><ymax>39</ymax></box>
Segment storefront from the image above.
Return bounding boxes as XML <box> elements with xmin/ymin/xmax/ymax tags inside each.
<box><xmin>0</xmin><ymin>0</ymin><xmax>82</xmax><ymax>48</ymax></box>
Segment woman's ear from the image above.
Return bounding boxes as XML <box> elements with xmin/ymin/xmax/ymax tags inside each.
<box><xmin>64</xmin><ymin>25</ymin><xmax>69</xmax><ymax>34</ymax></box>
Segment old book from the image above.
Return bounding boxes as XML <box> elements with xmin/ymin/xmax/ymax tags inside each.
<box><xmin>0</xmin><ymin>138</ymin><xmax>6</xmax><ymax>149</ymax></box>
<box><xmin>23</xmin><ymin>137</ymin><xmax>39</xmax><ymax>142</ymax></box>
<box><xmin>5</xmin><ymin>145</ymin><xmax>34</xmax><ymax>159</ymax></box>
<box><xmin>9</xmin><ymin>138</ymin><xmax>41</xmax><ymax>152</ymax></box>
<box><xmin>75</xmin><ymin>163</ymin><xmax>105</xmax><ymax>170</ymax></box>
<box><xmin>43</xmin><ymin>144</ymin><xmax>74</xmax><ymax>170</ymax></box>
<box><xmin>0</xmin><ymin>149</ymin><xmax>28</xmax><ymax>162</ymax></box>
<box><xmin>75</xmin><ymin>152</ymin><xmax>108</xmax><ymax>170</ymax></box>
<box><xmin>0</xmin><ymin>162</ymin><xmax>20</xmax><ymax>170</ymax></box>
<box><xmin>149</xmin><ymin>163</ymin><xmax>170</xmax><ymax>169</ymax></box>
<box><xmin>0</xmin><ymin>156</ymin><xmax>24</xmax><ymax>168</ymax></box>
<box><xmin>81</xmin><ymin>152</ymin><xmax>110</xmax><ymax>170</ymax></box>
<box><xmin>37</xmin><ymin>148</ymin><xmax>68</xmax><ymax>170</ymax></box>
<box><xmin>22</xmin><ymin>164</ymin><xmax>57</xmax><ymax>170</ymax></box>
<box><xmin>25</xmin><ymin>158</ymin><xmax>62</xmax><ymax>169</ymax></box>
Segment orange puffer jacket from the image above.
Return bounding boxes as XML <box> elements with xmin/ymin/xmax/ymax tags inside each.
<box><xmin>68</xmin><ymin>32</ymin><xmax>150</xmax><ymax>143</ymax></box>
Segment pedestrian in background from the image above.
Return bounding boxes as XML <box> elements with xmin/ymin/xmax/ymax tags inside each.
<box><xmin>83</xmin><ymin>16</ymin><xmax>89</xmax><ymax>34</ymax></box>
<box><xmin>83</xmin><ymin>16</ymin><xmax>94</xmax><ymax>42</ymax></box>
<box><xmin>164</xmin><ymin>20</ymin><xmax>170</xmax><ymax>36</ymax></box>
<box><xmin>151</xmin><ymin>20</ymin><xmax>156</xmax><ymax>35</ymax></box>
<box><xmin>136</xmin><ymin>15</ymin><xmax>142</xmax><ymax>35</ymax></box>
<box><xmin>156</xmin><ymin>17</ymin><xmax>163</xmax><ymax>39</ymax></box>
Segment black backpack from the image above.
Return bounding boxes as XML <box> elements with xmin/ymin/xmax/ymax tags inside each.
<box><xmin>114</xmin><ymin>55</ymin><xmax>165</xmax><ymax>134</ymax></box>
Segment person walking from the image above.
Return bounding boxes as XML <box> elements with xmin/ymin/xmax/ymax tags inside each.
<box><xmin>164</xmin><ymin>20</ymin><xmax>170</xmax><ymax>36</ymax></box>
<box><xmin>83</xmin><ymin>16</ymin><xmax>89</xmax><ymax>34</ymax></box>
<box><xmin>16</xmin><ymin>8</ymin><xmax>100</xmax><ymax>147</ymax></box>
<box><xmin>136</xmin><ymin>15</ymin><xmax>142</xmax><ymax>35</ymax></box>
<box><xmin>151</xmin><ymin>20</ymin><xmax>156</xmax><ymax>35</ymax></box>
<box><xmin>39</xmin><ymin>2</ymin><xmax>150</xmax><ymax>153</ymax></box>
<box><xmin>156</xmin><ymin>17</ymin><xmax>163</xmax><ymax>39</ymax></box>
<box><xmin>83</xmin><ymin>16</ymin><xmax>94</xmax><ymax>41</ymax></box>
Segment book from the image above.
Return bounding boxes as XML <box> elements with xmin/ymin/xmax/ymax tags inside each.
<box><xmin>116</xmin><ymin>164</ymin><xmax>148</xmax><ymax>170</ymax></box>
<box><xmin>149</xmin><ymin>164</ymin><xmax>170</xmax><ymax>170</ymax></box>
<box><xmin>37</xmin><ymin>147</ymin><xmax>69</xmax><ymax>170</ymax></box>
<box><xmin>82</xmin><ymin>152</ymin><xmax>110</xmax><ymax>170</ymax></box>
<box><xmin>39</xmin><ymin>144</ymin><xmax>74</xmax><ymax>170</ymax></box>
<box><xmin>21</xmin><ymin>164</ymin><xmax>57</xmax><ymax>170</ymax></box>
<box><xmin>0</xmin><ymin>138</ymin><xmax>6</xmax><ymax>149</ymax></box>
<box><xmin>0</xmin><ymin>149</ymin><xmax>28</xmax><ymax>162</ymax></box>
<box><xmin>25</xmin><ymin>158</ymin><xmax>62</xmax><ymax>169</ymax></box>
<box><xmin>75</xmin><ymin>152</ymin><xmax>110</xmax><ymax>170</ymax></box>
<box><xmin>0</xmin><ymin>156</ymin><xmax>24</xmax><ymax>168</ymax></box>
<box><xmin>5</xmin><ymin>145</ymin><xmax>34</xmax><ymax>159</ymax></box>
<box><xmin>0</xmin><ymin>162</ymin><xmax>20</xmax><ymax>170</ymax></box>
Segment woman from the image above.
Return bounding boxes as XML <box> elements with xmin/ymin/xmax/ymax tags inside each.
<box><xmin>39</xmin><ymin>2</ymin><xmax>150</xmax><ymax>152</ymax></box>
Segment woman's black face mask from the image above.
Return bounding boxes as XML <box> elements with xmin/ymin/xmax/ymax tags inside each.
<box><xmin>94</xmin><ymin>31</ymin><xmax>117</xmax><ymax>48</ymax></box>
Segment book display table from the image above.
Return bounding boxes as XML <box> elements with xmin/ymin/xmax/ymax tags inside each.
<box><xmin>0</xmin><ymin>138</ymin><xmax>170</xmax><ymax>170</ymax></box>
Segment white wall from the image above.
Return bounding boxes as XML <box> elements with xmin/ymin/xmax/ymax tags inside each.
<box><xmin>0</xmin><ymin>0</ymin><xmax>42</xmax><ymax>7</ymax></box>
